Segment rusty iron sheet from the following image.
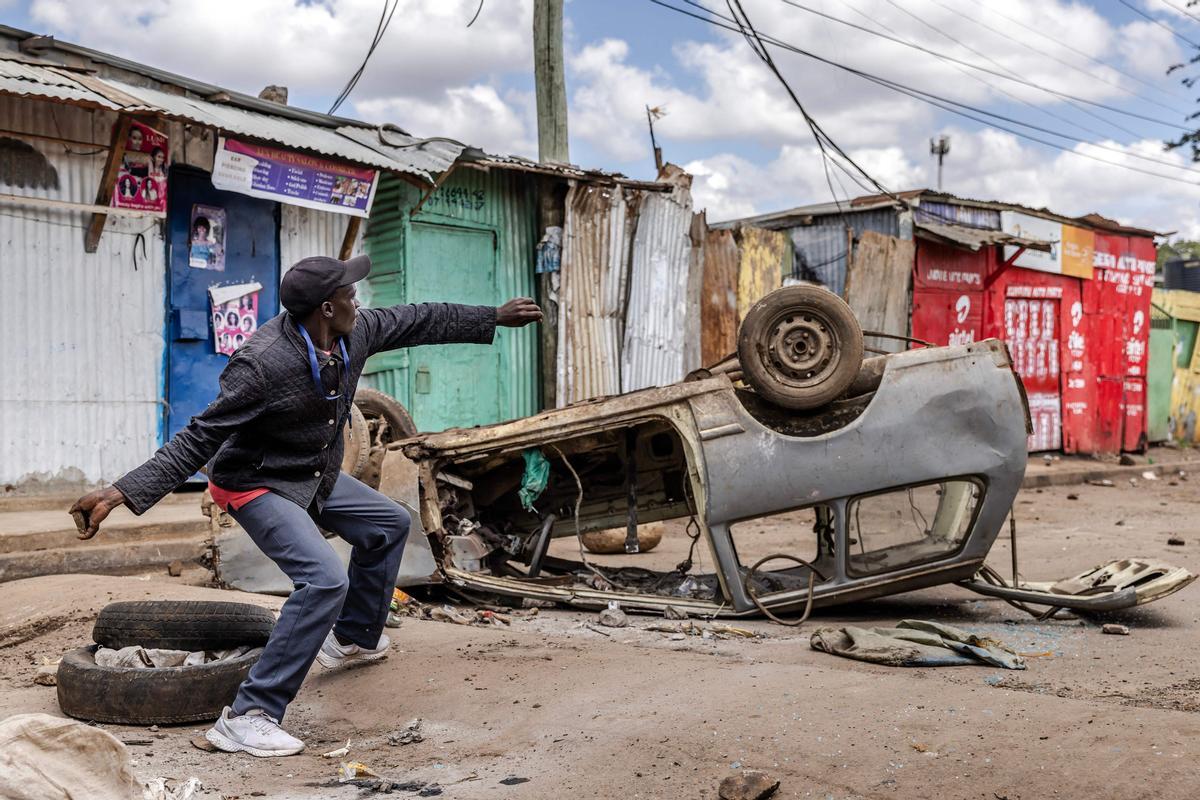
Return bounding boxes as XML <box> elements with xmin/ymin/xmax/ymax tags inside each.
<box><xmin>845</xmin><ymin>230</ymin><xmax>914</xmax><ymax>354</ymax></box>
<box><xmin>735</xmin><ymin>226</ymin><xmax>786</xmax><ymax>323</ymax></box>
<box><xmin>701</xmin><ymin>226</ymin><xmax>739</xmax><ymax>366</ymax></box>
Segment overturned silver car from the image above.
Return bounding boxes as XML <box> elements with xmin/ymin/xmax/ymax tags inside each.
<box><xmin>209</xmin><ymin>287</ymin><xmax>1194</xmax><ymax>620</ymax></box>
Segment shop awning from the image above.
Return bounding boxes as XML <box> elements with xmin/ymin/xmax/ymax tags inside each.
<box><xmin>915</xmin><ymin>220</ymin><xmax>1054</xmax><ymax>252</ymax></box>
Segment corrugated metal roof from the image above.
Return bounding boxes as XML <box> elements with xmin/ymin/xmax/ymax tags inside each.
<box><xmin>717</xmin><ymin>188</ymin><xmax>1167</xmax><ymax>238</ymax></box>
<box><xmin>467</xmin><ymin>152</ymin><xmax>668</xmax><ymax>191</ymax></box>
<box><xmin>621</xmin><ymin>165</ymin><xmax>694</xmax><ymax>393</ymax></box>
<box><xmin>915</xmin><ymin>220</ymin><xmax>1054</xmax><ymax>252</ymax></box>
<box><xmin>0</xmin><ymin>58</ymin><xmax>123</xmax><ymax>109</ymax></box>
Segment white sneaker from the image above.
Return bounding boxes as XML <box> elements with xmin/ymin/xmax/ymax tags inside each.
<box><xmin>316</xmin><ymin>630</ymin><xmax>390</xmax><ymax>669</ymax></box>
<box><xmin>205</xmin><ymin>707</ymin><xmax>305</xmax><ymax>757</ymax></box>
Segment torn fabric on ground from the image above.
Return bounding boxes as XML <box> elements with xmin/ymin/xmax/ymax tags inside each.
<box><xmin>809</xmin><ymin>619</ymin><xmax>1026</xmax><ymax>669</ymax></box>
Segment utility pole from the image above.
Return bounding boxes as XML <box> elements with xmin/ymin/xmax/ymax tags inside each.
<box><xmin>930</xmin><ymin>135</ymin><xmax>950</xmax><ymax>191</ymax></box>
<box><xmin>646</xmin><ymin>105</ymin><xmax>664</xmax><ymax>172</ymax></box>
<box><xmin>533</xmin><ymin>0</ymin><xmax>568</xmax><ymax>164</ymax></box>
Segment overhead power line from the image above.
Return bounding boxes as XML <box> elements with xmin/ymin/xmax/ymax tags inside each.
<box><xmin>965</xmin><ymin>0</ymin><xmax>1188</xmax><ymax>104</ymax></box>
<box><xmin>329</xmin><ymin>0</ymin><xmax>399</xmax><ymax>115</ymax></box>
<box><xmin>848</xmin><ymin>0</ymin><xmax>1118</xmax><ymax>142</ymax></box>
<box><xmin>1156</xmin><ymin>0</ymin><xmax>1200</xmax><ymax>27</ymax></box>
<box><xmin>1117</xmin><ymin>0</ymin><xmax>1200</xmax><ymax>49</ymax></box>
<box><xmin>775</xmin><ymin>0</ymin><xmax>1189</xmax><ymax>131</ymax></box>
<box><xmin>646</xmin><ymin>0</ymin><xmax>1200</xmax><ymax>187</ymax></box>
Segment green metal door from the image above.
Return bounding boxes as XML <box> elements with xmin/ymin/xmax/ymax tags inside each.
<box><xmin>1147</xmin><ymin>304</ymin><xmax>1174</xmax><ymax>443</ymax></box>
<box><xmin>406</xmin><ymin>222</ymin><xmax>501</xmax><ymax>431</ymax></box>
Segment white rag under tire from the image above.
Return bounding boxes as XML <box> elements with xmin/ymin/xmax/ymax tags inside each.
<box><xmin>737</xmin><ymin>284</ymin><xmax>864</xmax><ymax>411</ymax></box>
<box><xmin>56</xmin><ymin>645</ymin><xmax>260</xmax><ymax>725</ymax></box>
<box><xmin>92</xmin><ymin>600</ymin><xmax>275</xmax><ymax>651</ymax></box>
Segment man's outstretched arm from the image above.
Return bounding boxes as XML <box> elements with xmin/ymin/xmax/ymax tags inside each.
<box><xmin>360</xmin><ymin>297</ymin><xmax>543</xmax><ymax>355</ymax></box>
<box><xmin>70</xmin><ymin>355</ymin><xmax>268</xmax><ymax>538</ymax></box>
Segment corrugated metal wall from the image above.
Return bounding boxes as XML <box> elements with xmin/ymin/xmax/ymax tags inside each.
<box><xmin>788</xmin><ymin>208</ymin><xmax>899</xmax><ymax>296</ymax></box>
<box><xmin>735</xmin><ymin>226</ymin><xmax>786</xmax><ymax>323</ymax></box>
<box><xmin>916</xmin><ymin>201</ymin><xmax>1000</xmax><ymax>230</ymax></box>
<box><xmin>622</xmin><ymin>167</ymin><xmax>694</xmax><ymax>393</ymax></box>
<box><xmin>557</xmin><ymin>181</ymin><xmax>639</xmax><ymax>405</ymax></box>
<box><xmin>362</xmin><ymin>169</ymin><xmax>539</xmax><ymax>423</ymax></box>
<box><xmin>0</xmin><ymin>97</ymin><xmax>166</xmax><ymax>487</ymax></box>
<box><xmin>280</xmin><ymin>204</ymin><xmax>365</xmax><ymax>294</ymax></box>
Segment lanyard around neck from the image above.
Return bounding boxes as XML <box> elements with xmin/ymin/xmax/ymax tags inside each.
<box><xmin>297</xmin><ymin>323</ymin><xmax>349</xmax><ymax>401</ymax></box>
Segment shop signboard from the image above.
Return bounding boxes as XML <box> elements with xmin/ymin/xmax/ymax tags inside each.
<box><xmin>1000</xmin><ymin>211</ymin><xmax>1094</xmax><ymax>280</ymax></box>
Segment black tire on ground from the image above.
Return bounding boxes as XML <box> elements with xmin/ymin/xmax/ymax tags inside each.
<box><xmin>354</xmin><ymin>386</ymin><xmax>418</xmax><ymax>441</ymax></box>
<box><xmin>341</xmin><ymin>402</ymin><xmax>371</xmax><ymax>479</ymax></box>
<box><xmin>92</xmin><ymin>600</ymin><xmax>275</xmax><ymax>651</ymax></box>
<box><xmin>57</xmin><ymin>645</ymin><xmax>259</xmax><ymax>725</ymax></box>
<box><xmin>737</xmin><ymin>285</ymin><xmax>864</xmax><ymax>411</ymax></box>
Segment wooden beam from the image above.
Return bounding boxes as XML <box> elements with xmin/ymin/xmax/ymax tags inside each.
<box><xmin>84</xmin><ymin>115</ymin><xmax>131</xmax><ymax>253</ymax></box>
<box><xmin>339</xmin><ymin>216</ymin><xmax>362</xmax><ymax>260</ymax></box>
<box><xmin>0</xmin><ymin>193</ymin><xmax>165</xmax><ymax>219</ymax></box>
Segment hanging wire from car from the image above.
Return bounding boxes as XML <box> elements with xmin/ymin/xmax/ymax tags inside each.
<box><xmin>328</xmin><ymin>0</ymin><xmax>399</xmax><ymax>115</ymax></box>
<box><xmin>550</xmin><ymin>445</ymin><xmax>615</xmax><ymax>588</ymax></box>
<box><xmin>745</xmin><ymin>553</ymin><xmax>827</xmax><ymax>627</ymax></box>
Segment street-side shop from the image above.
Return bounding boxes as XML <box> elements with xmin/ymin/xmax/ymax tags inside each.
<box><xmin>720</xmin><ymin>191</ymin><xmax>1161</xmax><ymax>454</ymax></box>
<box><xmin>0</xmin><ymin>26</ymin><xmax>664</xmax><ymax>492</ymax></box>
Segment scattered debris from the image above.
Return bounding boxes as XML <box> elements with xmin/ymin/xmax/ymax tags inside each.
<box><xmin>1168</xmin><ymin>536</ymin><xmax>1186</xmax><ymax>547</ymax></box>
<box><xmin>1087</xmin><ymin>479</ymin><xmax>1114</xmax><ymax>487</ymax></box>
<box><xmin>337</xmin><ymin>762</ymin><xmax>445</xmax><ymax>795</ymax></box>
<box><xmin>584</xmin><ymin>624</ymin><xmax>612</xmax><ymax>637</ymax></box>
<box><xmin>499</xmin><ymin>777</ymin><xmax>531</xmax><ymax>786</ymax></box>
<box><xmin>1101</xmin><ymin>624</ymin><xmax>1130</xmax><ymax>636</ymax></box>
<box><xmin>1042</xmin><ymin>454</ymin><xmax>1054</xmax><ymax>465</ymax></box>
<box><xmin>33</xmin><ymin>658</ymin><xmax>59</xmax><ymax>686</ymax></box>
<box><xmin>810</xmin><ymin>620</ymin><xmax>1025</xmax><ymax>669</ymax></box>
<box><xmin>322</xmin><ymin>740</ymin><xmax>351</xmax><ymax>758</ymax></box>
<box><xmin>719</xmin><ymin>770</ymin><xmax>780</xmax><ymax>800</ymax></box>
<box><xmin>1119</xmin><ymin>454</ymin><xmax>1137</xmax><ymax>466</ymax></box>
<box><xmin>190</xmin><ymin>736</ymin><xmax>217</xmax><ymax>753</ymax></box>
<box><xmin>597</xmin><ymin>602</ymin><xmax>629</xmax><ymax>629</ymax></box>
<box><xmin>663</xmin><ymin>605</ymin><xmax>689</xmax><ymax>620</ymax></box>
<box><xmin>388</xmin><ymin>719</ymin><xmax>424</xmax><ymax>746</ymax></box>
<box><xmin>143</xmin><ymin>777</ymin><xmax>202</xmax><ymax>800</ymax></box>
<box><xmin>1142</xmin><ymin>471</ymin><xmax>1158</xmax><ymax>481</ymax></box>
<box><xmin>1066</xmin><ymin>493</ymin><xmax>1079</xmax><ymax>500</ymax></box>
<box><xmin>429</xmin><ymin>606</ymin><xmax>474</xmax><ymax>626</ymax></box>
<box><xmin>643</xmin><ymin>621</ymin><xmax>762</xmax><ymax>640</ymax></box>
<box><xmin>167</xmin><ymin>560</ymin><xmax>184</xmax><ymax>578</ymax></box>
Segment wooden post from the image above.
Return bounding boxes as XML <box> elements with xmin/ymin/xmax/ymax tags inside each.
<box><xmin>533</xmin><ymin>0</ymin><xmax>568</xmax><ymax>164</ymax></box>
<box><xmin>85</xmin><ymin>115</ymin><xmax>132</xmax><ymax>254</ymax></box>
<box><xmin>339</xmin><ymin>216</ymin><xmax>362</xmax><ymax>260</ymax></box>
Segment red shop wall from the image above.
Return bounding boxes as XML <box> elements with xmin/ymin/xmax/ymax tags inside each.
<box><xmin>911</xmin><ymin>240</ymin><xmax>987</xmax><ymax>347</ymax></box>
<box><xmin>1092</xmin><ymin>233</ymin><xmax>1156</xmax><ymax>452</ymax></box>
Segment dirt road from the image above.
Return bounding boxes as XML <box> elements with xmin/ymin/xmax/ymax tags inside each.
<box><xmin>1</xmin><ymin>476</ymin><xmax>1198</xmax><ymax>799</ymax></box>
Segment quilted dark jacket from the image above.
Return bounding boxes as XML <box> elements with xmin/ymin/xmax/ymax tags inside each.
<box><xmin>114</xmin><ymin>303</ymin><xmax>496</xmax><ymax>514</ymax></box>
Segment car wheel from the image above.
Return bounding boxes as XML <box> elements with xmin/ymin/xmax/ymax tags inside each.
<box><xmin>340</xmin><ymin>403</ymin><xmax>371</xmax><ymax>479</ymax></box>
<box><xmin>737</xmin><ymin>285</ymin><xmax>864</xmax><ymax>410</ymax></box>
<box><xmin>92</xmin><ymin>600</ymin><xmax>275</xmax><ymax>651</ymax></box>
<box><xmin>57</xmin><ymin>645</ymin><xmax>259</xmax><ymax>725</ymax></box>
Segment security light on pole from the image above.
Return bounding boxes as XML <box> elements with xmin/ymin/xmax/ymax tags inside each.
<box><xmin>930</xmin><ymin>135</ymin><xmax>950</xmax><ymax>191</ymax></box>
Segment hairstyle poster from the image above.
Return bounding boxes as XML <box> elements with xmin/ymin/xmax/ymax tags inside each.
<box><xmin>189</xmin><ymin>204</ymin><xmax>226</xmax><ymax>271</ymax></box>
<box><xmin>209</xmin><ymin>283</ymin><xmax>261</xmax><ymax>356</ymax></box>
<box><xmin>111</xmin><ymin>121</ymin><xmax>168</xmax><ymax>213</ymax></box>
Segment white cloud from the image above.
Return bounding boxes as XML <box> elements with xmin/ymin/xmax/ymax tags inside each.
<box><xmin>356</xmin><ymin>85</ymin><xmax>537</xmax><ymax>157</ymax></box>
<box><xmin>1117</xmin><ymin>20</ymin><xmax>1185</xmax><ymax>77</ymax></box>
<box><xmin>28</xmin><ymin>0</ymin><xmax>532</xmax><ymax>104</ymax></box>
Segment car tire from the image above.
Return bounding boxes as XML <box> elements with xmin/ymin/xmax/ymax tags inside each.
<box><xmin>57</xmin><ymin>645</ymin><xmax>259</xmax><ymax>725</ymax></box>
<box><xmin>737</xmin><ymin>285</ymin><xmax>864</xmax><ymax>410</ymax></box>
<box><xmin>92</xmin><ymin>600</ymin><xmax>275</xmax><ymax>651</ymax></box>
<box><xmin>340</xmin><ymin>403</ymin><xmax>371</xmax><ymax>479</ymax></box>
<box><xmin>354</xmin><ymin>388</ymin><xmax>418</xmax><ymax>490</ymax></box>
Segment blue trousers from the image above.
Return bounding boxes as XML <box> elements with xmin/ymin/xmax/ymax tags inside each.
<box><xmin>227</xmin><ymin>472</ymin><xmax>410</xmax><ymax>721</ymax></box>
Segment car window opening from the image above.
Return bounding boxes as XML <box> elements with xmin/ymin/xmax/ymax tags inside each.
<box><xmin>729</xmin><ymin>505</ymin><xmax>834</xmax><ymax>599</ymax></box>
<box><xmin>847</xmin><ymin>479</ymin><xmax>981</xmax><ymax>576</ymax></box>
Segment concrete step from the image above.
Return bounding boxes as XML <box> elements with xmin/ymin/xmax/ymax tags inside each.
<box><xmin>0</xmin><ymin>535</ymin><xmax>209</xmax><ymax>583</ymax></box>
<box><xmin>0</xmin><ymin>494</ymin><xmax>211</xmax><ymax>582</ymax></box>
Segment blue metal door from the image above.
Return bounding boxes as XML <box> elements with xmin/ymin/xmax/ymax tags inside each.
<box><xmin>165</xmin><ymin>166</ymin><xmax>279</xmax><ymax>447</ymax></box>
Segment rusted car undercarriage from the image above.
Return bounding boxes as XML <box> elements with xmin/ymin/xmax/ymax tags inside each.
<box><xmin>209</xmin><ymin>288</ymin><xmax>1194</xmax><ymax>620</ymax></box>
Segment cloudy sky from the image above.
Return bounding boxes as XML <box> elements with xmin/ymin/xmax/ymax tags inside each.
<box><xmin>4</xmin><ymin>0</ymin><xmax>1200</xmax><ymax>236</ymax></box>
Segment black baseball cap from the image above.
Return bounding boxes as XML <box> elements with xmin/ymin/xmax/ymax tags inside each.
<box><xmin>280</xmin><ymin>254</ymin><xmax>371</xmax><ymax>315</ymax></box>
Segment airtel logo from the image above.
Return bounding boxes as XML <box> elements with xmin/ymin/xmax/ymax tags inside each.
<box><xmin>955</xmin><ymin>295</ymin><xmax>970</xmax><ymax>323</ymax></box>
<box><xmin>1133</xmin><ymin>310</ymin><xmax>1145</xmax><ymax>334</ymax></box>
<box><xmin>1070</xmin><ymin>301</ymin><xmax>1082</xmax><ymax>328</ymax></box>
